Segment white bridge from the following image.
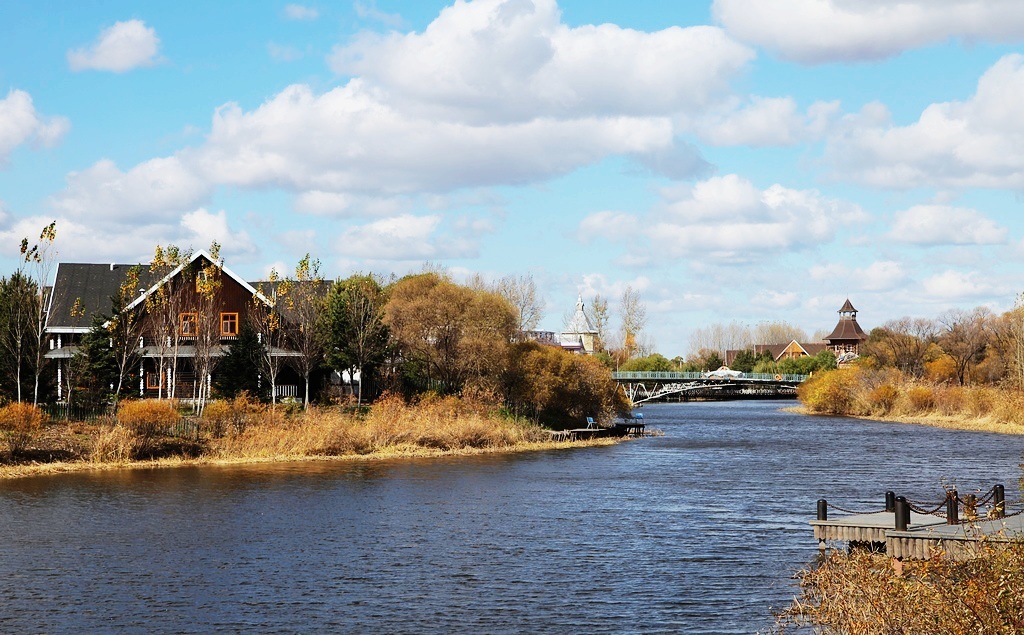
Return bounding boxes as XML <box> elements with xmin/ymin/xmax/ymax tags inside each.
<box><xmin>611</xmin><ymin>371</ymin><xmax>809</xmax><ymax>404</ymax></box>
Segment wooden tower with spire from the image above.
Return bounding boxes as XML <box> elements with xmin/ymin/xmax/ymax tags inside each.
<box><xmin>825</xmin><ymin>299</ymin><xmax>868</xmax><ymax>357</ymax></box>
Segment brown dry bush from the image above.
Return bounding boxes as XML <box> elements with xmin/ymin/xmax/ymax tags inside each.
<box><xmin>776</xmin><ymin>544</ymin><xmax>1024</xmax><ymax>634</ymax></box>
<box><xmin>203</xmin><ymin>393</ymin><xmax>264</xmax><ymax>436</ymax></box>
<box><xmin>934</xmin><ymin>385</ymin><xmax>967</xmax><ymax>416</ymax></box>
<box><xmin>904</xmin><ymin>385</ymin><xmax>936</xmax><ymax>413</ymax></box>
<box><xmin>0</xmin><ymin>403</ymin><xmax>49</xmax><ymax>456</ymax></box>
<box><xmin>90</xmin><ymin>421</ymin><xmax>136</xmax><ymax>463</ymax></box>
<box><xmin>797</xmin><ymin>368</ymin><xmax>864</xmax><ymax>415</ymax></box>
<box><xmin>994</xmin><ymin>392</ymin><xmax>1024</xmax><ymax>425</ymax></box>
<box><xmin>116</xmin><ymin>400</ymin><xmax>181</xmax><ymax>458</ymax></box>
<box><xmin>867</xmin><ymin>384</ymin><xmax>899</xmax><ymax>415</ymax></box>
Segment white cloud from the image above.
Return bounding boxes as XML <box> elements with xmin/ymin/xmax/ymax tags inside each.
<box><xmin>578</xmin><ymin>211</ymin><xmax>638</xmax><ymax>244</ymax></box>
<box><xmin>283</xmin><ymin>4</ymin><xmax>319</xmax><ymax>20</ymax></box>
<box><xmin>577</xmin><ymin>175</ymin><xmax>864</xmax><ymax>262</ymax></box>
<box><xmin>195</xmin><ymin>82</ymin><xmax>673</xmax><ymax>194</ymax></box>
<box><xmin>180</xmin><ymin>208</ymin><xmax>256</xmax><ymax>257</ymax></box>
<box><xmin>68</xmin><ymin>20</ymin><xmax>161</xmax><ymax>72</ymax></box>
<box><xmin>713</xmin><ymin>0</ymin><xmax>1024</xmax><ymax>63</ymax></box>
<box><xmin>354</xmin><ymin>1</ymin><xmax>404</xmax><ymax>28</ymax></box>
<box><xmin>642</xmin><ymin>175</ymin><xmax>867</xmax><ymax>261</ymax></box>
<box><xmin>752</xmin><ymin>290</ymin><xmax>799</xmax><ymax>309</ymax></box>
<box><xmin>889</xmin><ymin>205</ymin><xmax>1008</xmax><ymax>245</ymax></box>
<box><xmin>0</xmin><ymin>90</ymin><xmax>69</xmax><ymax>164</ymax></box>
<box><xmin>695</xmin><ymin>97</ymin><xmax>840</xmax><ymax>146</ymax></box>
<box><xmin>53</xmin><ymin>1</ymin><xmax>757</xmax><ymax>222</ymax></box>
<box><xmin>51</xmin><ymin>157</ymin><xmax>210</xmax><ymax>225</ymax></box>
<box><xmin>339</xmin><ymin>214</ymin><xmax>476</xmax><ymax>261</ymax></box>
<box><xmin>858</xmin><ymin>261</ymin><xmax>908</xmax><ymax>292</ymax></box>
<box><xmin>329</xmin><ymin>0</ymin><xmax>753</xmax><ymax>123</ymax></box>
<box><xmin>826</xmin><ymin>55</ymin><xmax>1024</xmax><ymax>189</ymax></box>
<box><xmin>923</xmin><ymin>269</ymin><xmax>995</xmax><ymax>300</ymax></box>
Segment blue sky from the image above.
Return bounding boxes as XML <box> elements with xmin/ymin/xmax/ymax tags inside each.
<box><xmin>4</xmin><ymin>0</ymin><xmax>1024</xmax><ymax>356</ymax></box>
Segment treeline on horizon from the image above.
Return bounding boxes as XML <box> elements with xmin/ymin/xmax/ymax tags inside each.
<box><xmin>798</xmin><ymin>301</ymin><xmax>1024</xmax><ymax>423</ymax></box>
<box><xmin>0</xmin><ymin>225</ymin><xmax>637</xmax><ymax>430</ymax></box>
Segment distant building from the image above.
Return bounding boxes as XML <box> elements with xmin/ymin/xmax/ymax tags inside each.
<box><xmin>559</xmin><ymin>295</ymin><xmax>598</xmax><ymax>354</ymax></box>
<box><xmin>824</xmin><ymin>298</ymin><xmax>868</xmax><ymax>359</ymax></box>
<box><xmin>725</xmin><ymin>299</ymin><xmax>868</xmax><ymax>366</ymax></box>
<box><xmin>523</xmin><ymin>295</ymin><xmax>598</xmax><ymax>355</ymax></box>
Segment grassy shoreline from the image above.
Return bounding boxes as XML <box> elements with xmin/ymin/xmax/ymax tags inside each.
<box><xmin>0</xmin><ymin>436</ymin><xmax>622</xmax><ymax>481</ymax></box>
<box><xmin>0</xmin><ymin>393</ymin><xmax>633</xmax><ymax>480</ymax></box>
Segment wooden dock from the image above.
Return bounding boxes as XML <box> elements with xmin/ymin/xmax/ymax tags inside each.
<box><xmin>812</xmin><ymin>486</ymin><xmax>1024</xmax><ymax>560</ymax></box>
<box><xmin>811</xmin><ymin>511</ymin><xmax>945</xmax><ymax>548</ymax></box>
<box><xmin>887</xmin><ymin>515</ymin><xmax>1024</xmax><ymax>560</ymax></box>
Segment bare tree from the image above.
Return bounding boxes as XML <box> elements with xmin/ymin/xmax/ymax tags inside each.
<box><xmin>687</xmin><ymin>322</ymin><xmax>751</xmax><ymax>358</ymax></box>
<box><xmin>497</xmin><ymin>273</ymin><xmax>545</xmax><ymax>335</ymax></box>
<box><xmin>21</xmin><ymin>221</ymin><xmax>58</xmax><ymax>406</ymax></box>
<box><xmin>145</xmin><ymin>245</ymin><xmax>192</xmax><ymax>399</ymax></box>
<box><xmin>107</xmin><ymin>266</ymin><xmax>146</xmax><ymax>405</ymax></box>
<box><xmin>867</xmin><ymin>317</ymin><xmax>938</xmax><ymax>377</ymax></box>
<box><xmin>752</xmin><ymin>321</ymin><xmax>808</xmax><ymax>346</ymax></box>
<box><xmin>619</xmin><ymin>285</ymin><xmax>647</xmax><ymax>360</ymax></box>
<box><xmin>191</xmin><ymin>243</ymin><xmax>224</xmax><ymax>414</ymax></box>
<box><xmin>283</xmin><ymin>254</ymin><xmax>327</xmax><ymax>408</ymax></box>
<box><xmin>938</xmin><ymin>307</ymin><xmax>992</xmax><ymax>385</ymax></box>
<box><xmin>252</xmin><ymin>269</ymin><xmax>288</xmax><ymax>407</ymax></box>
<box><xmin>590</xmin><ymin>294</ymin><xmax>610</xmax><ymax>352</ymax></box>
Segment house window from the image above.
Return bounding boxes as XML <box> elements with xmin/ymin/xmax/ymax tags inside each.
<box><xmin>146</xmin><ymin>372</ymin><xmax>162</xmax><ymax>389</ymax></box>
<box><xmin>180</xmin><ymin>312</ymin><xmax>198</xmax><ymax>336</ymax></box>
<box><xmin>221</xmin><ymin>312</ymin><xmax>239</xmax><ymax>336</ymax></box>
<box><xmin>195</xmin><ymin>269</ymin><xmax>208</xmax><ymax>292</ymax></box>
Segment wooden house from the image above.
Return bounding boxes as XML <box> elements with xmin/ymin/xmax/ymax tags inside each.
<box><xmin>44</xmin><ymin>250</ymin><xmax>303</xmax><ymax>402</ymax></box>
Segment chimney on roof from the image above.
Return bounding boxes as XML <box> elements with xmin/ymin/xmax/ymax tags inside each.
<box><xmin>110</xmin><ymin>263</ymin><xmax>116</xmax><ymax>271</ymax></box>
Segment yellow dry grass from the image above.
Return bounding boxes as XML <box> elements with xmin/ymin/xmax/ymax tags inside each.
<box><xmin>0</xmin><ymin>393</ymin><xmax>624</xmax><ymax>480</ymax></box>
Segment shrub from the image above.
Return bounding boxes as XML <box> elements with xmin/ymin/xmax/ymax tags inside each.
<box><xmin>905</xmin><ymin>386</ymin><xmax>935</xmax><ymax>412</ymax></box>
<box><xmin>203</xmin><ymin>392</ymin><xmax>265</xmax><ymax>436</ymax></box>
<box><xmin>798</xmin><ymin>368</ymin><xmax>860</xmax><ymax>415</ymax></box>
<box><xmin>867</xmin><ymin>384</ymin><xmax>899</xmax><ymax>414</ymax></box>
<box><xmin>117</xmin><ymin>400</ymin><xmax>180</xmax><ymax>457</ymax></box>
<box><xmin>0</xmin><ymin>403</ymin><xmax>49</xmax><ymax>456</ymax></box>
<box><xmin>90</xmin><ymin>423</ymin><xmax>136</xmax><ymax>463</ymax></box>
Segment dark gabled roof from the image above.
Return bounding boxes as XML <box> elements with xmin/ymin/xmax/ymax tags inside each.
<box><xmin>838</xmin><ymin>298</ymin><xmax>858</xmax><ymax>314</ymax></box>
<box><xmin>46</xmin><ymin>263</ymin><xmax>158</xmax><ymax>331</ymax></box>
<box><xmin>825</xmin><ymin>316</ymin><xmax>867</xmax><ymax>343</ymax></box>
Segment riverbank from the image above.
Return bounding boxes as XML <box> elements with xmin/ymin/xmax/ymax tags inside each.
<box><xmin>0</xmin><ymin>437</ymin><xmax>622</xmax><ymax>480</ymax></box>
<box><xmin>795</xmin><ymin>366</ymin><xmax>1024</xmax><ymax>435</ymax></box>
<box><xmin>786</xmin><ymin>405</ymin><xmax>1024</xmax><ymax>435</ymax></box>
<box><xmin>0</xmin><ymin>393</ymin><xmax>630</xmax><ymax>480</ymax></box>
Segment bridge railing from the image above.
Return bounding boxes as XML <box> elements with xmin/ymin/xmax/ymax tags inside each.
<box><xmin>611</xmin><ymin>371</ymin><xmax>809</xmax><ymax>382</ymax></box>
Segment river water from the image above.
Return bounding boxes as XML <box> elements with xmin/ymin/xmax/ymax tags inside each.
<box><xmin>1</xmin><ymin>401</ymin><xmax>1021</xmax><ymax>634</ymax></box>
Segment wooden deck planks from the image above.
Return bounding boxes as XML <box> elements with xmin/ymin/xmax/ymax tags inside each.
<box><xmin>812</xmin><ymin>512</ymin><xmax>1024</xmax><ymax>560</ymax></box>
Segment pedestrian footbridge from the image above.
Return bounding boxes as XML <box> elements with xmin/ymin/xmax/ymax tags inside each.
<box><xmin>611</xmin><ymin>371</ymin><xmax>810</xmax><ymax>404</ymax></box>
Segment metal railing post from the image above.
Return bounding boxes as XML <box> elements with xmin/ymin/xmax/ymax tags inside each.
<box><xmin>885</xmin><ymin>491</ymin><xmax>896</xmax><ymax>513</ymax></box>
<box><xmin>946</xmin><ymin>489</ymin><xmax>959</xmax><ymax>525</ymax></box>
<box><xmin>895</xmin><ymin>496</ymin><xmax>909</xmax><ymax>531</ymax></box>
<box><xmin>817</xmin><ymin>499</ymin><xmax>828</xmax><ymax>521</ymax></box>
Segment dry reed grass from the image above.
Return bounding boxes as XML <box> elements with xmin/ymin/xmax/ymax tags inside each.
<box><xmin>0</xmin><ymin>392</ymin><xmax>616</xmax><ymax>478</ymax></box>
<box><xmin>775</xmin><ymin>543</ymin><xmax>1024</xmax><ymax>634</ymax></box>
<box><xmin>798</xmin><ymin>367</ymin><xmax>1024</xmax><ymax>434</ymax></box>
